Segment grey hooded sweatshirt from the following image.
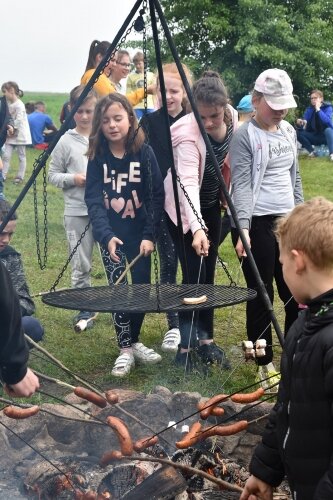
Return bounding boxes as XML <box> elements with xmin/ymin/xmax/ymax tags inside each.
<box><xmin>48</xmin><ymin>129</ymin><xmax>89</xmax><ymax>216</ymax></box>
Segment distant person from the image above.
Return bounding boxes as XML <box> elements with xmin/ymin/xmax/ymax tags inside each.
<box><xmin>109</xmin><ymin>49</ymin><xmax>132</xmax><ymax>94</ymax></box>
<box><xmin>0</xmin><ymin>259</ymin><xmax>40</xmax><ymax>397</ymax></box>
<box><xmin>296</xmin><ymin>89</ymin><xmax>333</xmax><ymax>160</ymax></box>
<box><xmin>0</xmin><ymin>95</ymin><xmax>14</xmax><ymax>198</ymax></box>
<box><xmin>126</xmin><ymin>51</ymin><xmax>156</xmax><ymax>119</ymax></box>
<box><xmin>59</xmin><ymin>100</ymin><xmax>76</xmax><ymax>130</ymax></box>
<box><xmin>81</xmin><ymin>40</ymin><xmax>154</xmax><ymax>106</ymax></box>
<box><xmin>28</xmin><ymin>101</ymin><xmax>58</xmax><ymax>150</ymax></box>
<box><xmin>1</xmin><ymin>81</ymin><xmax>31</xmax><ymax>184</ymax></box>
<box><xmin>236</xmin><ymin>94</ymin><xmax>254</xmax><ymax>126</ymax></box>
<box><xmin>48</xmin><ymin>86</ymin><xmax>98</xmax><ymax>329</ymax></box>
<box><xmin>25</xmin><ymin>101</ymin><xmax>35</xmax><ymax>115</ymax></box>
<box><xmin>0</xmin><ymin>199</ymin><xmax>44</xmax><ymax>346</ymax></box>
<box><xmin>241</xmin><ymin>197</ymin><xmax>333</xmax><ymax>500</ymax></box>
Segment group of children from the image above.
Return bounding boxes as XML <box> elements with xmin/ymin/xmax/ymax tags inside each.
<box><xmin>1</xmin><ymin>38</ymin><xmax>333</xmax><ymax>497</ymax></box>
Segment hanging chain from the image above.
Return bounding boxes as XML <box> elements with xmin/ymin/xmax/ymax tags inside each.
<box><xmin>33</xmin><ymin>153</ymin><xmax>48</xmax><ymax>270</ymax></box>
<box><xmin>49</xmin><ymin>222</ymin><xmax>91</xmax><ymax>292</ymax></box>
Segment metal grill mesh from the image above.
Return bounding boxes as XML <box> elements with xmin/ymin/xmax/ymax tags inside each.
<box><xmin>42</xmin><ymin>284</ymin><xmax>256</xmax><ymax>313</ymax></box>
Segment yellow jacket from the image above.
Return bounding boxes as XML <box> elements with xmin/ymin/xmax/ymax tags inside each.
<box><xmin>81</xmin><ymin>69</ymin><xmax>144</xmax><ymax>106</ymax></box>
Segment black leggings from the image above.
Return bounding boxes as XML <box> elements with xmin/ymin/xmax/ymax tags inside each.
<box><xmin>167</xmin><ymin>204</ymin><xmax>222</xmax><ymax>348</ymax></box>
<box><xmin>100</xmin><ymin>241</ymin><xmax>151</xmax><ymax>349</ymax></box>
<box><xmin>231</xmin><ymin>215</ymin><xmax>299</xmax><ymax>365</ymax></box>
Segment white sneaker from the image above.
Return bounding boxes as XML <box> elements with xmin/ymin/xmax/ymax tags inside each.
<box><xmin>111</xmin><ymin>351</ymin><xmax>135</xmax><ymax>377</ymax></box>
<box><xmin>330</xmin><ymin>153</ymin><xmax>333</xmax><ymax>161</ymax></box>
<box><xmin>132</xmin><ymin>342</ymin><xmax>162</xmax><ymax>364</ymax></box>
<box><xmin>161</xmin><ymin>328</ymin><xmax>181</xmax><ymax>353</ymax></box>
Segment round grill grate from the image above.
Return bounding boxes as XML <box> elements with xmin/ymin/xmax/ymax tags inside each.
<box><xmin>42</xmin><ymin>284</ymin><xmax>257</xmax><ymax>313</ymax></box>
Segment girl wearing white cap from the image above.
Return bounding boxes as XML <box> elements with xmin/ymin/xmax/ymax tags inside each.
<box><xmin>229</xmin><ymin>68</ymin><xmax>304</xmax><ymax>386</ymax></box>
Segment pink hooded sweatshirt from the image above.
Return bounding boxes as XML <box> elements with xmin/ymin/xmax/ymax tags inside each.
<box><xmin>164</xmin><ymin>104</ymin><xmax>238</xmax><ymax>235</ymax></box>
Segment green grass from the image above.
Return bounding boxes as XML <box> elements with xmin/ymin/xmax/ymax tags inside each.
<box><xmin>4</xmin><ymin>92</ymin><xmax>333</xmax><ymax>399</ymax></box>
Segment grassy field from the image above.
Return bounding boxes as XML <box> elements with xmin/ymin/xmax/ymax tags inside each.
<box><xmin>3</xmin><ymin>92</ymin><xmax>333</xmax><ymax>400</ymax></box>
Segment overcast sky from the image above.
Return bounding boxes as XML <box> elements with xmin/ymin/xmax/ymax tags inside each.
<box><xmin>1</xmin><ymin>0</ymin><xmax>142</xmax><ymax>94</ymax></box>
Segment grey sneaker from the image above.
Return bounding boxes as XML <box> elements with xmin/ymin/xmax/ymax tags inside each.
<box><xmin>132</xmin><ymin>342</ymin><xmax>162</xmax><ymax>364</ymax></box>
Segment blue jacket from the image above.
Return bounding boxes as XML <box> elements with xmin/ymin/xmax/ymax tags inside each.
<box><xmin>85</xmin><ymin>143</ymin><xmax>164</xmax><ymax>247</ymax></box>
<box><xmin>303</xmin><ymin>102</ymin><xmax>333</xmax><ymax>133</ymax></box>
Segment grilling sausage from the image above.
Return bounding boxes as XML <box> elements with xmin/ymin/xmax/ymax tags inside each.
<box><xmin>104</xmin><ymin>390</ymin><xmax>119</xmax><ymax>404</ymax></box>
<box><xmin>231</xmin><ymin>388</ymin><xmax>265</xmax><ymax>404</ymax></box>
<box><xmin>74</xmin><ymin>387</ymin><xmax>107</xmax><ymax>408</ymax></box>
<box><xmin>3</xmin><ymin>405</ymin><xmax>40</xmax><ymax>419</ymax></box>
<box><xmin>199</xmin><ymin>394</ymin><xmax>229</xmax><ymax>419</ymax></box>
<box><xmin>99</xmin><ymin>450</ymin><xmax>123</xmax><ymax>467</ymax></box>
<box><xmin>200</xmin><ymin>420</ymin><xmax>248</xmax><ymax>440</ymax></box>
<box><xmin>176</xmin><ymin>421</ymin><xmax>202</xmax><ymax>449</ymax></box>
<box><xmin>106</xmin><ymin>416</ymin><xmax>133</xmax><ymax>456</ymax></box>
<box><xmin>133</xmin><ymin>435</ymin><xmax>159</xmax><ymax>452</ymax></box>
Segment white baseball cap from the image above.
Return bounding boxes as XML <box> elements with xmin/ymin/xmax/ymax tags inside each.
<box><xmin>254</xmin><ymin>68</ymin><xmax>297</xmax><ymax>110</ymax></box>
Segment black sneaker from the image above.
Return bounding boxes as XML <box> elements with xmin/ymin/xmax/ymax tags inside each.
<box><xmin>175</xmin><ymin>346</ymin><xmax>195</xmax><ymax>372</ymax></box>
<box><xmin>197</xmin><ymin>343</ymin><xmax>231</xmax><ymax>369</ymax></box>
<box><xmin>72</xmin><ymin>311</ymin><xmax>95</xmax><ymax>330</ymax></box>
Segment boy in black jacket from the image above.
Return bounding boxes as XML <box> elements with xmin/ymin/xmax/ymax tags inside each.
<box><xmin>0</xmin><ymin>199</ymin><xmax>44</xmax><ymax>345</ymax></box>
<box><xmin>0</xmin><ymin>260</ymin><xmax>39</xmax><ymax>397</ymax></box>
<box><xmin>241</xmin><ymin>197</ymin><xmax>333</xmax><ymax>500</ymax></box>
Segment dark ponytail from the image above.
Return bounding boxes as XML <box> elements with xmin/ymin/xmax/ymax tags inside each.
<box><xmin>192</xmin><ymin>70</ymin><xmax>231</xmax><ymax>125</ymax></box>
<box><xmin>85</xmin><ymin>40</ymin><xmax>111</xmax><ymax>71</ymax></box>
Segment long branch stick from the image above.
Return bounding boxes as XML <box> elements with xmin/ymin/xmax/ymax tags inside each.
<box><xmin>120</xmin><ymin>454</ymin><xmax>243</xmax><ymax>493</ymax></box>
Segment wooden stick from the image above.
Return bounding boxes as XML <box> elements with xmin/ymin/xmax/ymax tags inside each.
<box><xmin>114</xmin><ymin>252</ymin><xmax>144</xmax><ymax>285</ymax></box>
<box><xmin>32</xmin><ymin>370</ymin><xmax>75</xmax><ymax>390</ymax></box>
<box><xmin>119</xmin><ymin>455</ymin><xmax>243</xmax><ymax>493</ymax></box>
<box><xmin>31</xmin><ymin>287</ymin><xmax>67</xmax><ymax>298</ymax></box>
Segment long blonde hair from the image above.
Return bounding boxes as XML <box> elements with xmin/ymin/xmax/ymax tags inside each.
<box><xmin>156</xmin><ymin>62</ymin><xmax>193</xmax><ymax>110</ymax></box>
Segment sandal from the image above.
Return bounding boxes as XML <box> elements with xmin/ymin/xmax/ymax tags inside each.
<box><xmin>111</xmin><ymin>351</ymin><xmax>135</xmax><ymax>377</ymax></box>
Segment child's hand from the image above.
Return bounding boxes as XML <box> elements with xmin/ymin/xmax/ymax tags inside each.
<box><xmin>140</xmin><ymin>240</ymin><xmax>154</xmax><ymax>256</ymax></box>
<box><xmin>6</xmin><ymin>125</ymin><xmax>14</xmax><ymax>136</ymax></box>
<box><xmin>147</xmin><ymin>84</ymin><xmax>156</xmax><ymax>95</ymax></box>
<box><xmin>108</xmin><ymin>237</ymin><xmax>123</xmax><ymax>262</ymax></box>
<box><xmin>240</xmin><ymin>475</ymin><xmax>273</xmax><ymax>499</ymax></box>
<box><xmin>4</xmin><ymin>368</ymin><xmax>40</xmax><ymax>398</ymax></box>
<box><xmin>236</xmin><ymin>229</ymin><xmax>251</xmax><ymax>258</ymax></box>
<box><xmin>74</xmin><ymin>173</ymin><xmax>86</xmax><ymax>187</ymax></box>
<box><xmin>192</xmin><ymin>229</ymin><xmax>209</xmax><ymax>257</ymax></box>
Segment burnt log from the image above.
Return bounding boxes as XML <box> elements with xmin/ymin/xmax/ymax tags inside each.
<box><xmin>120</xmin><ymin>465</ymin><xmax>187</xmax><ymax>499</ymax></box>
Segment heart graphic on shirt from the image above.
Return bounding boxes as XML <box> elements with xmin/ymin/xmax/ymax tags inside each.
<box><xmin>110</xmin><ymin>197</ymin><xmax>125</xmax><ymax>213</ymax></box>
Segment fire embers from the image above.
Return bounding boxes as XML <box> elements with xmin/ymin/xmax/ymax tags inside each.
<box><xmin>24</xmin><ymin>459</ymin><xmax>89</xmax><ymax>499</ymax></box>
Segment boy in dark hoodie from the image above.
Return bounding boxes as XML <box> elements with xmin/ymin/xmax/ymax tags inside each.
<box><xmin>0</xmin><ymin>199</ymin><xmax>44</xmax><ymax>345</ymax></box>
<box><xmin>241</xmin><ymin>197</ymin><xmax>333</xmax><ymax>500</ymax></box>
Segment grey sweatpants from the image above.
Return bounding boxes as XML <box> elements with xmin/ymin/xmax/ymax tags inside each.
<box><xmin>64</xmin><ymin>215</ymin><xmax>95</xmax><ymax>289</ymax></box>
<box><xmin>2</xmin><ymin>144</ymin><xmax>27</xmax><ymax>179</ymax></box>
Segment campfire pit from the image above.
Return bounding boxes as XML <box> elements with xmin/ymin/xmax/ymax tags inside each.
<box><xmin>0</xmin><ymin>386</ymin><xmax>290</xmax><ymax>499</ymax></box>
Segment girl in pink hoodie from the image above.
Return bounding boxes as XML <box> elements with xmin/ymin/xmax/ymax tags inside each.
<box><xmin>164</xmin><ymin>71</ymin><xmax>238</xmax><ymax>370</ymax></box>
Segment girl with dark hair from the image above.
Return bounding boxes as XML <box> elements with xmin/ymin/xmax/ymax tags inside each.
<box><xmin>85</xmin><ymin>93</ymin><xmax>164</xmax><ymax>377</ymax></box>
<box><xmin>81</xmin><ymin>40</ymin><xmax>153</xmax><ymax>107</ymax></box>
<box><xmin>164</xmin><ymin>71</ymin><xmax>238</xmax><ymax>369</ymax></box>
